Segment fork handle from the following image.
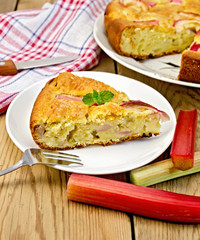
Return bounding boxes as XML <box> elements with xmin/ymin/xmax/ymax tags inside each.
<box><xmin>0</xmin><ymin>160</ymin><xmax>25</xmax><ymax>176</ymax></box>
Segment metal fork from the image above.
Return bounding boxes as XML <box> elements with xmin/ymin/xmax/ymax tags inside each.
<box><xmin>0</xmin><ymin>148</ymin><xmax>82</xmax><ymax>176</ymax></box>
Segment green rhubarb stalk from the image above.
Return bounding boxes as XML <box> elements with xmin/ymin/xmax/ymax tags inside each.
<box><xmin>67</xmin><ymin>173</ymin><xmax>200</xmax><ymax>223</ymax></box>
<box><xmin>130</xmin><ymin>152</ymin><xmax>200</xmax><ymax>187</ymax></box>
<box><xmin>170</xmin><ymin>109</ymin><xmax>198</xmax><ymax>170</ymax></box>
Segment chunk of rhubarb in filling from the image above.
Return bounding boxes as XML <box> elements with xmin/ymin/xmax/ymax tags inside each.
<box><xmin>144</xmin><ymin>1</ymin><xmax>156</xmax><ymax>7</ymax></box>
<box><xmin>56</xmin><ymin>94</ymin><xmax>83</xmax><ymax>102</ymax></box>
<box><xmin>170</xmin><ymin>0</ymin><xmax>182</xmax><ymax>3</ymax></box>
<box><xmin>190</xmin><ymin>42</ymin><xmax>200</xmax><ymax>52</ymax></box>
<box><xmin>121</xmin><ymin>100</ymin><xmax>170</xmax><ymax>122</ymax></box>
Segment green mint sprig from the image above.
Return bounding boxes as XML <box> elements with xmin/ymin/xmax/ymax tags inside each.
<box><xmin>82</xmin><ymin>89</ymin><xmax>114</xmax><ymax>105</ymax></box>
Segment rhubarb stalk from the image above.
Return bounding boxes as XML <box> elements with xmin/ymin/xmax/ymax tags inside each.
<box><xmin>170</xmin><ymin>109</ymin><xmax>197</xmax><ymax>170</ymax></box>
<box><xmin>67</xmin><ymin>173</ymin><xmax>200</xmax><ymax>223</ymax></box>
<box><xmin>130</xmin><ymin>152</ymin><xmax>200</xmax><ymax>186</ymax></box>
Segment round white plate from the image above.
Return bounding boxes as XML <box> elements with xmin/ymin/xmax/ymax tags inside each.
<box><xmin>94</xmin><ymin>13</ymin><xmax>200</xmax><ymax>88</ymax></box>
<box><xmin>6</xmin><ymin>71</ymin><xmax>176</xmax><ymax>175</ymax></box>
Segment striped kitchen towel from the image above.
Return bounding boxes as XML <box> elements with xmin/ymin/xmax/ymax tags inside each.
<box><xmin>0</xmin><ymin>0</ymin><xmax>109</xmax><ymax>114</ymax></box>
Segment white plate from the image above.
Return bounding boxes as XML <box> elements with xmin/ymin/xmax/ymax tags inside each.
<box><xmin>94</xmin><ymin>13</ymin><xmax>200</xmax><ymax>88</ymax></box>
<box><xmin>6</xmin><ymin>71</ymin><xmax>176</xmax><ymax>175</ymax></box>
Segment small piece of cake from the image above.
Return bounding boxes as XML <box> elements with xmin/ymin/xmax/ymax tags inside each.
<box><xmin>30</xmin><ymin>72</ymin><xmax>169</xmax><ymax>150</ymax></box>
<box><xmin>178</xmin><ymin>32</ymin><xmax>200</xmax><ymax>83</ymax></box>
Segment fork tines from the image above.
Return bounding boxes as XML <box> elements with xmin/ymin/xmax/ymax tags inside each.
<box><xmin>41</xmin><ymin>149</ymin><xmax>82</xmax><ymax>164</ymax></box>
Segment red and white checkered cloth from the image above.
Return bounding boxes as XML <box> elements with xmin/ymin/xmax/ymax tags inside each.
<box><xmin>0</xmin><ymin>0</ymin><xmax>109</xmax><ymax>114</ymax></box>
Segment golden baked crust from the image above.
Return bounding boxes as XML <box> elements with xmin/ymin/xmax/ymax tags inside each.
<box><xmin>30</xmin><ymin>72</ymin><xmax>128</xmax><ymax>122</ymax></box>
<box><xmin>30</xmin><ymin>72</ymin><xmax>169</xmax><ymax>150</ymax></box>
<box><xmin>178</xmin><ymin>50</ymin><xmax>200</xmax><ymax>83</ymax></box>
<box><xmin>104</xmin><ymin>0</ymin><xmax>200</xmax><ymax>82</ymax></box>
<box><xmin>178</xmin><ymin>32</ymin><xmax>200</xmax><ymax>83</ymax></box>
<box><xmin>105</xmin><ymin>0</ymin><xmax>200</xmax><ymax>59</ymax></box>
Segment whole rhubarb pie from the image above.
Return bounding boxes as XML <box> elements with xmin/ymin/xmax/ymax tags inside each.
<box><xmin>30</xmin><ymin>72</ymin><xmax>169</xmax><ymax>150</ymax></box>
<box><xmin>104</xmin><ymin>0</ymin><xmax>200</xmax><ymax>83</ymax></box>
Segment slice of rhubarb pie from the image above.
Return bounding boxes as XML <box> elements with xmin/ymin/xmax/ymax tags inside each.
<box><xmin>30</xmin><ymin>72</ymin><xmax>169</xmax><ymax>150</ymax></box>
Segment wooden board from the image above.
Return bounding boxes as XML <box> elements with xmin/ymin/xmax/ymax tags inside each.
<box><xmin>0</xmin><ymin>0</ymin><xmax>200</xmax><ymax>239</ymax></box>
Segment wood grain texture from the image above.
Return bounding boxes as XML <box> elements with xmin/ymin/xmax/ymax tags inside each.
<box><xmin>91</xmin><ymin>51</ymin><xmax>116</xmax><ymax>73</ymax></box>
<box><xmin>1</xmin><ymin>0</ymin><xmax>200</xmax><ymax>239</ymax></box>
<box><xmin>0</xmin><ymin>113</ymin><xmax>132</xmax><ymax>240</ymax></box>
<box><xmin>134</xmin><ymin>175</ymin><xmax>200</xmax><ymax>240</ymax></box>
<box><xmin>0</xmin><ymin>42</ymin><xmax>132</xmax><ymax>240</ymax></box>
<box><xmin>117</xmin><ymin>63</ymin><xmax>200</xmax><ymax>240</ymax></box>
<box><xmin>67</xmin><ymin>201</ymin><xmax>132</xmax><ymax>240</ymax></box>
<box><xmin>16</xmin><ymin>0</ymin><xmax>56</xmax><ymax>10</ymax></box>
<box><xmin>0</xmin><ymin>0</ymin><xmax>17</xmax><ymax>13</ymax></box>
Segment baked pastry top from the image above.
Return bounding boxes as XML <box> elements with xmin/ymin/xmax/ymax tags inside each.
<box><xmin>105</xmin><ymin>0</ymin><xmax>200</xmax><ymax>59</ymax></box>
<box><xmin>104</xmin><ymin>0</ymin><xmax>200</xmax><ymax>83</ymax></box>
<box><xmin>30</xmin><ymin>72</ymin><xmax>128</xmax><ymax>124</ymax></box>
<box><xmin>30</xmin><ymin>72</ymin><xmax>169</xmax><ymax>150</ymax></box>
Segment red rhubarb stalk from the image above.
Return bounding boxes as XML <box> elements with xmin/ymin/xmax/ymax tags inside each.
<box><xmin>67</xmin><ymin>173</ymin><xmax>200</xmax><ymax>223</ymax></box>
<box><xmin>170</xmin><ymin>109</ymin><xmax>197</xmax><ymax>170</ymax></box>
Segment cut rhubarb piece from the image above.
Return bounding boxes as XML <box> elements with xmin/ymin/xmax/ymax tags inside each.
<box><xmin>130</xmin><ymin>152</ymin><xmax>200</xmax><ymax>186</ymax></box>
<box><xmin>170</xmin><ymin>109</ymin><xmax>197</xmax><ymax>170</ymax></box>
<box><xmin>190</xmin><ymin>42</ymin><xmax>200</xmax><ymax>52</ymax></box>
<box><xmin>170</xmin><ymin>0</ymin><xmax>182</xmax><ymax>3</ymax></box>
<box><xmin>119</xmin><ymin>0</ymin><xmax>148</xmax><ymax>10</ymax></box>
<box><xmin>144</xmin><ymin>1</ymin><xmax>157</xmax><ymax>8</ymax></box>
<box><xmin>132</xmin><ymin>20</ymin><xmax>160</xmax><ymax>25</ymax></box>
<box><xmin>121</xmin><ymin>100</ymin><xmax>170</xmax><ymax>122</ymax></box>
<box><xmin>56</xmin><ymin>94</ymin><xmax>83</xmax><ymax>102</ymax></box>
<box><xmin>173</xmin><ymin>19</ymin><xmax>200</xmax><ymax>33</ymax></box>
<box><xmin>67</xmin><ymin>173</ymin><xmax>200</xmax><ymax>223</ymax></box>
<box><xmin>173</xmin><ymin>19</ymin><xmax>189</xmax><ymax>32</ymax></box>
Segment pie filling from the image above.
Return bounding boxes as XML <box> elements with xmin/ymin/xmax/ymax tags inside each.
<box><xmin>120</xmin><ymin>27</ymin><xmax>195</xmax><ymax>58</ymax></box>
<box><xmin>33</xmin><ymin>112</ymin><xmax>163</xmax><ymax>149</ymax></box>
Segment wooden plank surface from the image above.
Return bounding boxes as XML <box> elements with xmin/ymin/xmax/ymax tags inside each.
<box><xmin>16</xmin><ymin>0</ymin><xmax>55</xmax><ymax>10</ymax></box>
<box><xmin>0</xmin><ymin>0</ymin><xmax>17</xmax><ymax>13</ymax></box>
<box><xmin>0</xmin><ymin>0</ymin><xmax>200</xmax><ymax>240</ymax></box>
<box><xmin>117</xmin><ymin>63</ymin><xmax>200</xmax><ymax>240</ymax></box>
<box><xmin>0</xmin><ymin>54</ymin><xmax>132</xmax><ymax>240</ymax></box>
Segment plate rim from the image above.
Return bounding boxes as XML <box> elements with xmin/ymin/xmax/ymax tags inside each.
<box><xmin>6</xmin><ymin>71</ymin><xmax>176</xmax><ymax>175</ymax></box>
<box><xmin>93</xmin><ymin>13</ymin><xmax>200</xmax><ymax>88</ymax></box>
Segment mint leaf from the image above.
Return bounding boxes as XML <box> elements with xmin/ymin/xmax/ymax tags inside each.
<box><xmin>92</xmin><ymin>90</ymin><xmax>102</xmax><ymax>105</ymax></box>
<box><xmin>100</xmin><ymin>90</ymin><xmax>114</xmax><ymax>103</ymax></box>
<box><xmin>82</xmin><ymin>90</ymin><xmax>114</xmax><ymax>105</ymax></box>
<box><xmin>82</xmin><ymin>93</ymin><xmax>95</xmax><ymax>105</ymax></box>
<box><xmin>93</xmin><ymin>89</ymin><xmax>99</xmax><ymax>99</ymax></box>
<box><xmin>95</xmin><ymin>96</ymin><xmax>102</xmax><ymax>105</ymax></box>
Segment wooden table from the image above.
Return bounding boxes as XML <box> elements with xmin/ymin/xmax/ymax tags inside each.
<box><xmin>0</xmin><ymin>1</ymin><xmax>200</xmax><ymax>239</ymax></box>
